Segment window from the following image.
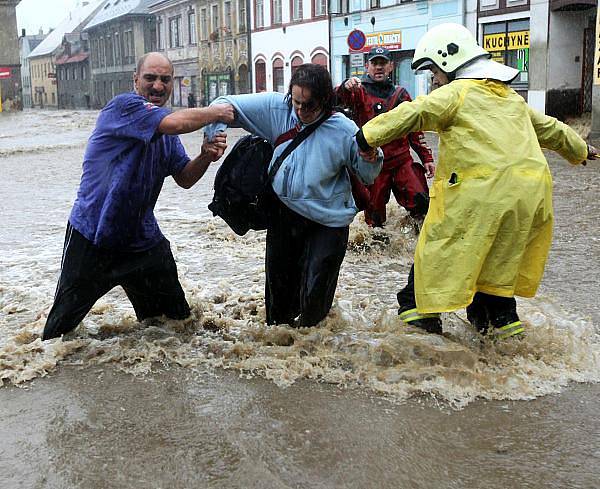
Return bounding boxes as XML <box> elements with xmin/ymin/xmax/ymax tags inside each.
<box><xmin>255</xmin><ymin>60</ymin><xmax>266</xmax><ymax>91</ymax></box>
<box><xmin>66</xmin><ymin>68</ymin><xmax>70</xmax><ymax>80</ymax></box>
<box><xmin>272</xmin><ymin>58</ymin><xmax>284</xmax><ymax>92</ymax></box>
<box><xmin>106</xmin><ymin>35</ymin><xmax>113</xmax><ymax>66</ymax></box>
<box><xmin>124</xmin><ymin>29</ymin><xmax>134</xmax><ymax>64</ymax></box>
<box><xmin>99</xmin><ymin>37</ymin><xmax>106</xmax><ymax>67</ymax></box>
<box><xmin>369</xmin><ymin>0</ymin><xmax>380</xmax><ymax>8</ymax></box>
<box><xmin>255</xmin><ymin>0</ymin><xmax>264</xmax><ymax>28</ymax></box>
<box><xmin>81</xmin><ymin>65</ymin><xmax>86</xmax><ymax>80</ymax></box>
<box><xmin>157</xmin><ymin>17</ymin><xmax>164</xmax><ymax>49</ymax></box>
<box><xmin>211</xmin><ymin>5</ymin><xmax>219</xmax><ymax>35</ymax></box>
<box><xmin>238</xmin><ymin>0</ymin><xmax>246</xmax><ymax>32</ymax></box>
<box><xmin>72</xmin><ymin>67</ymin><xmax>77</xmax><ymax>80</ymax></box>
<box><xmin>200</xmin><ymin>8</ymin><xmax>208</xmax><ymax>39</ymax></box>
<box><xmin>313</xmin><ymin>0</ymin><xmax>326</xmax><ymax>16</ymax></box>
<box><xmin>224</xmin><ymin>1</ymin><xmax>232</xmax><ymax>33</ymax></box>
<box><xmin>311</xmin><ymin>53</ymin><xmax>327</xmax><ymax>67</ymax></box>
<box><xmin>291</xmin><ymin>0</ymin><xmax>302</xmax><ymax>20</ymax></box>
<box><xmin>114</xmin><ymin>32</ymin><xmax>121</xmax><ymax>64</ymax></box>
<box><xmin>272</xmin><ymin>0</ymin><xmax>282</xmax><ymax>24</ymax></box>
<box><xmin>169</xmin><ymin>16</ymin><xmax>182</xmax><ymax>47</ymax></box>
<box><xmin>291</xmin><ymin>56</ymin><xmax>303</xmax><ymax>74</ymax></box>
<box><xmin>482</xmin><ymin>19</ymin><xmax>529</xmax><ymax>85</ymax></box>
<box><xmin>338</xmin><ymin>0</ymin><xmax>349</xmax><ymax>14</ymax></box>
<box><xmin>188</xmin><ymin>11</ymin><xmax>197</xmax><ymax>44</ymax></box>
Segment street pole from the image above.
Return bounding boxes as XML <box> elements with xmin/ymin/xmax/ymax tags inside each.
<box><xmin>591</xmin><ymin>6</ymin><xmax>600</xmax><ymax>141</ymax></box>
<box><xmin>0</xmin><ymin>83</ymin><xmax>3</xmax><ymax>112</ymax></box>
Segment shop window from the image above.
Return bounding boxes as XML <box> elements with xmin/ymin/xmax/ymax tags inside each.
<box><xmin>273</xmin><ymin>58</ymin><xmax>284</xmax><ymax>92</ymax></box>
<box><xmin>482</xmin><ymin>19</ymin><xmax>529</xmax><ymax>86</ymax></box>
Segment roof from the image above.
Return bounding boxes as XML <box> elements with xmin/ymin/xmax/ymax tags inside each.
<box><xmin>55</xmin><ymin>52</ymin><xmax>90</xmax><ymax>65</ymax></box>
<box><xmin>28</xmin><ymin>0</ymin><xmax>106</xmax><ymax>59</ymax></box>
<box><xmin>84</xmin><ymin>0</ymin><xmax>155</xmax><ymax>30</ymax></box>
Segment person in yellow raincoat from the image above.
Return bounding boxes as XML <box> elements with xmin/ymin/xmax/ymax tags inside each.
<box><xmin>355</xmin><ymin>23</ymin><xmax>597</xmax><ymax>339</ymax></box>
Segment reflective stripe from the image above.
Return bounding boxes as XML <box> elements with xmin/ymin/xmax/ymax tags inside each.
<box><xmin>399</xmin><ymin>308</ymin><xmax>441</xmax><ymax>323</ymax></box>
<box><xmin>493</xmin><ymin>321</ymin><xmax>525</xmax><ymax>340</ymax></box>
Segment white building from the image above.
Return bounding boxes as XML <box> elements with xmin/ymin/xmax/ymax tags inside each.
<box><xmin>18</xmin><ymin>29</ymin><xmax>46</xmax><ymax>109</ymax></box>
<box><xmin>250</xmin><ymin>0</ymin><xmax>329</xmax><ymax>93</ymax></box>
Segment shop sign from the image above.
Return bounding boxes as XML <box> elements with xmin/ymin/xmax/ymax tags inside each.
<box><xmin>595</xmin><ymin>8</ymin><xmax>600</xmax><ymax>84</ymax></box>
<box><xmin>0</xmin><ymin>67</ymin><xmax>11</xmax><ymax>79</ymax></box>
<box><xmin>364</xmin><ymin>31</ymin><xmax>402</xmax><ymax>52</ymax></box>
<box><xmin>483</xmin><ymin>31</ymin><xmax>529</xmax><ymax>52</ymax></box>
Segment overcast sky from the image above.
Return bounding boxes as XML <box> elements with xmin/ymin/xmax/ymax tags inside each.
<box><xmin>16</xmin><ymin>0</ymin><xmax>80</xmax><ymax>36</ymax></box>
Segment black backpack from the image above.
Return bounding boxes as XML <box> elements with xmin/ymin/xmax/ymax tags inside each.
<box><xmin>208</xmin><ymin>135</ymin><xmax>274</xmax><ymax>236</ymax></box>
<box><xmin>208</xmin><ymin>112</ymin><xmax>330</xmax><ymax>236</ymax></box>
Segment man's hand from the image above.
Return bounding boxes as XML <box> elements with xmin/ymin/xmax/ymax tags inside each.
<box><xmin>359</xmin><ymin>147</ymin><xmax>379</xmax><ymax>163</ymax></box>
<box><xmin>201</xmin><ymin>132</ymin><xmax>227</xmax><ymax>162</ymax></box>
<box><xmin>173</xmin><ymin>133</ymin><xmax>228</xmax><ymax>189</ymax></box>
<box><xmin>344</xmin><ymin>77</ymin><xmax>362</xmax><ymax>92</ymax></box>
<box><xmin>424</xmin><ymin>162</ymin><xmax>436</xmax><ymax>178</ymax></box>
<box><xmin>211</xmin><ymin>103</ymin><xmax>235</xmax><ymax>124</ymax></box>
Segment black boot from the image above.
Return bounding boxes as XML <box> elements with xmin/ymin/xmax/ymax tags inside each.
<box><xmin>398</xmin><ymin>305</ymin><xmax>442</xmax><ymax>334</ymax></box>
<box><xmin>466</xmin><ymin>293</ymin><xmax>490</xmax><ymax>334</ymax></box>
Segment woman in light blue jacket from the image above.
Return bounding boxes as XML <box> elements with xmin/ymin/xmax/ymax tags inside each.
<box><xmin>206</xmin><ymin>64</ymin><xmax>382</xmax><ymax>328</ymax></box>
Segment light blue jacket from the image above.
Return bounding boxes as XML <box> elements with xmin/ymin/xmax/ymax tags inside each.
<box><xmin>205</xmin><ymin>92</ymin><xmax>383</xmax><ymax>227</ymax></box>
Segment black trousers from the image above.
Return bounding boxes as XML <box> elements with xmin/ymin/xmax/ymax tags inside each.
<box><xmin>43</xmin><ymin>223</ymin><xmax>190</xmax><ymax>340</ymax></box>
<box><xmin>397</xmin><ymin>264</ymin><xmax>519</xmax><ymax>330</ymax></box>
<box><xmin>265</xmin><ymin>198</ymin><xmax>349</xmax><ymax>328</ymax></box>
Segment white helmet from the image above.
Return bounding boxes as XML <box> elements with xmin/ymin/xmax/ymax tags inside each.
<box><xmin>412</xmin><ymin>23</ymin><xmax>489</xmax><ymax>74</ymax></box>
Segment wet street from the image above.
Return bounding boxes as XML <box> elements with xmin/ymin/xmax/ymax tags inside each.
<box><xmin>1</xmin><ymin>110</ymin><xmax>599</xmax><ymax>488</ymax></box>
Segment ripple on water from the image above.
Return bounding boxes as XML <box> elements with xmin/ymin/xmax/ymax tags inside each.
<box><xmin>1</xmin><ymin>209</ymin><xmax>599</xmax><ymax>409</ymax></box>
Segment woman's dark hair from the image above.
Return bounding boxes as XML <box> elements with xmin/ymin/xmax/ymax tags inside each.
<box><xmin>285</xmin><ymin>63</ymin><xmax>334</xmax><ymax>114</ymax></box>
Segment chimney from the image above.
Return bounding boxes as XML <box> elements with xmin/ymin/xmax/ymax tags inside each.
<box><xmin>39</xmin><ymin>27</ymin><xmax>44</xmax><ymax>35</ymax></box>
<box><xmin>21</xmin><ymin>28</ymin><xmax>26</xmax><ymax>37</ymax></box>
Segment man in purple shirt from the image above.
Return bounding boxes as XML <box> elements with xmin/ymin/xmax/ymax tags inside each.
<box><xmin>43</xmin><ymin>52</ymin><xmax>234</xmax><ymax>340</ymax></box>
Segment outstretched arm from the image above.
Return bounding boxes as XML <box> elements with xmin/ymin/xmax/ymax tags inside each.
<box><xmin>158</xmin><ymin>104</ymin><xmax>235</xmax><ymax>135</ymax></box>
<box><xmin>527</xmin><ymin>107</ymin><xmax>588</xmax><ymax>165</ymax></box>
<box><xmin>173</xmin><ymin>133</ymin><xmax>228</xmax><ymax>189</ymax></box>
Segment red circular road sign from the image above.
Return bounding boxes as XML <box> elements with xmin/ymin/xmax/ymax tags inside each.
<box><xmin>347</xmin><ymin>30</ymin><xmax>366</xmax><ymax>51</ymax></box>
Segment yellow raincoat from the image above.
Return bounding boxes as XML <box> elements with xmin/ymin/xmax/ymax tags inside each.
<box><xmin>362</xmin><ymin>79</ymin><xmax>588</xmax><ymax>313</ymax></box>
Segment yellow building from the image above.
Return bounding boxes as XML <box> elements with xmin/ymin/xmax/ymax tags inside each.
<box><xmin>29</xmin><ymin>54</ymin><xmax>57</xmax><ymax>108</ymax></box>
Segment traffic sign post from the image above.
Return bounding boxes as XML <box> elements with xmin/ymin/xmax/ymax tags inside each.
<box><xmin>347</xmin><ymin>30</ymin><xmax>366</xmax><ymax>52</ymax></box>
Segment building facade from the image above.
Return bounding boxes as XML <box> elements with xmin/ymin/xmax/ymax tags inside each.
<box><xmin>28</xmin><ymin>0</ymin><xmax>105</xmax><ymax>109</ymax></box>
<box><xmin>198</xmin><ymin>0</ymin><xmax>251</xmax><ymax>103</ymax></box>
<box><xmin>150</xmin><ymin>0</ymin><xmax>200</xmax><ymax>107</ymax></box>
<box><xmin>55</xmin><ymin>33</ymin><xmax>93</xmax><ymax>109</ymax></box>
<box><xmin>330</xmin><ymin>0</ymin><xmax>463</xmax><ymax>99</ymax></box>
<box><xmin>18</xmin><ymin>29</ymin><xmax>46</xmax><ymax>109</ymax></box>
<box><xmin>84</xmin><ymin>0</ymin><xmax>157</xmax><ymax>108</ymax></box>
<box><xmin>0</xmin><ymin>0</ymin><xmax>22</xmax><ymax>111</ymax></box>
<box><xmin>477</xmin><ymin>0</ymin><xmax>595</xmax><ymax>118</ymax></box>
<box><xmin>249</xmin><ymin>0</ymin><xmax>328</xmax><ymax>94</ymax></box>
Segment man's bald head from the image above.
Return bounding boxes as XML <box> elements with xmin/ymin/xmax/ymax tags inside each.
<box><xmin>134</xmin><ymin>52</ymin><xmax>175</xmax><ymax>107</ymax></box>
<box><xmin>136</xmin><ymin>52</ymin><xmax>174</xmax><ymax>75</ymax></box>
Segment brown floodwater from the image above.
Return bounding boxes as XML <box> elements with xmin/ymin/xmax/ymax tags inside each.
<box><xmin>0</xmin><ymin>110</ymin><xmax>599</xmax><ymax>488</ymax></box>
